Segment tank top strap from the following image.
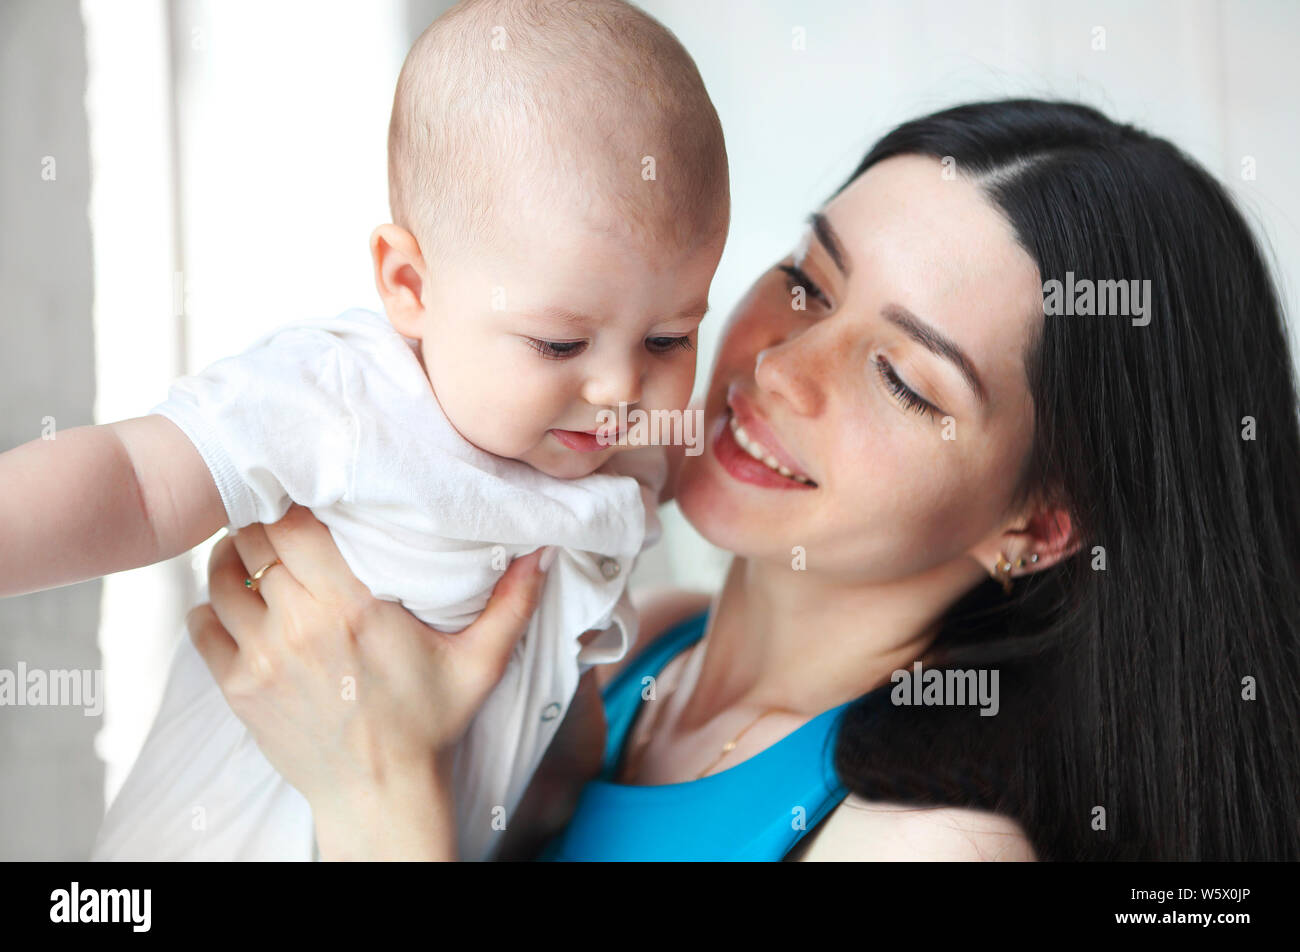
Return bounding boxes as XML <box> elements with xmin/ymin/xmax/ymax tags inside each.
<box><xmin>599</xmin><ymin>609</ymin><xmax>709</xmax><ymax>776</ymax></box>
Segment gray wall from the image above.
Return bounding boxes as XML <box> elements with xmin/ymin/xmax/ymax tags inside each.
<box><xmin>0</xmin><ymin>0</ymin><xmax>103</xmax><ymax>859</ymax></box>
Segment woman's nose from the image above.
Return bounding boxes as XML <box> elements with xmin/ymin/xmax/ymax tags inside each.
<box><xmin>753</xmin><ymin>333</ymin><xmax>822</xmax><ymax>417</ymax></box>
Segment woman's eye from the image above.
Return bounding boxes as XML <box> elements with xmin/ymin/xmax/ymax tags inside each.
<box><xmin>778</xmin><ymin>263</ymin><xmax>831</xmax><ymax>309</ymax></box>
<box><xmin>647</xmin><ymin>336</ymin><xmax>695</xmax><ymax>354</ymax></box>
<box><xmin>875</xmin><ymin>355</ymin><xmax>941</xmax><ymax>420</ymax></box>
<box><xmin>527</xmin><ymin>339</ymin><xmax>587</xmax><ymax>360</ymax></box>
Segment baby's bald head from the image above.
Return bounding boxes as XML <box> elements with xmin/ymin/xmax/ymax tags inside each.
<box><xmin>387</xmin><ymin>0</ymin><xmax>728</xmax><ymax>263</ymax></box>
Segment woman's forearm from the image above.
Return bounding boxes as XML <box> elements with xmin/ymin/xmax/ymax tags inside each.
<box><xmin>313</xmin><ymin>755</ymin><xmax>460</xmax><ymax>861</ymax></box>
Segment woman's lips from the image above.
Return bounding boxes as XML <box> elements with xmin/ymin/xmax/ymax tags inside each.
<box><xmin>711</xmin><ymin>406</ymin><xmax>818</xmax><ymax>490</ymax></box>
<box><xmin>724</xmin><ymin>386</ymin><xmax>817</xmax><ymax>484</ymax></box>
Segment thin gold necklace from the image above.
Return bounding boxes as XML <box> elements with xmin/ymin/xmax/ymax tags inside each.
<box><xmin>623</xmin><ymin>643</ymin><xmax>792</xmax><ymax>782</ymax></box>
<box><xmin>691</xmin><ymin>707</ymin><xmax>788</xmax><ymax>780</ymax></box>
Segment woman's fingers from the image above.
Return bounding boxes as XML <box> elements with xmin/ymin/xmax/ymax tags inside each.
<box><xmin>228</xmin><ymin>522</ymin><xmax>295</xmax><ymax>606</ymax></box>
<box><xmin>461</xmin><ymin>546</ymin><xmax>552</xmax><ymax>685</ymax></box>
<box><xmin>262</xmin><ymin>505</ymin><xmax>373</xmax><ymax>609</ymax></box>
<box><xmin>187</xmin><ymin>601</ymin><xmax>238</xmax><ymax>683</ymax></box>
<box><xmin>206</xmin><ymin>531</ymin><xmax>268</xmax><ymax>649</ymax></box>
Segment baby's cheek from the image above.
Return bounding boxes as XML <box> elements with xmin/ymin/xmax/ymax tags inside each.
<box><xmin>649</xmin><ymin>359</ymin><xmax>697</xmax><ymax>412</ymax></box>
<box><xmin>443</xmin><ymin>384</ymin><xmax>536</xmax><ymax>459</ymax></box>
<box><xmin>492</xmin><ymin>409</ymin><xmax>554</xmax><ymax>459</ymax></box>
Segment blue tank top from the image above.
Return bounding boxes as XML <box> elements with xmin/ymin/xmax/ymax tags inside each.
<box><xmin>538</xmin><ymin>608</ymin><xmax>890</xmax><ymax>861</ymax></box>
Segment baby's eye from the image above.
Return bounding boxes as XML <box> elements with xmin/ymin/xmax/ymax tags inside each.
<box><xmin>646</xmin><ymin>336</ymin><xmax>695</xmax><ymax>355</ymax></box>
<box><xmin>527</xmin><ymin>339</ymin><xmax>587</xmax><ymax>360</ymax></box>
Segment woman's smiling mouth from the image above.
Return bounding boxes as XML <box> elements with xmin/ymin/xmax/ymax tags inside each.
<box><xmin>728</xmin><ymin>413</ymin><xmax>816</xmax><ymax>483</ymax></box>
<box><xmin>713</xmin><ymin>389</ymin><xmax>818</xmax><ymax>489</ymax></box>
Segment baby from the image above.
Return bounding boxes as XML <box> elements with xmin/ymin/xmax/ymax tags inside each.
<box><xmin>0</xmin><ymin>0</ymin><xmax>728</xmax><ymax>861</ymax></box>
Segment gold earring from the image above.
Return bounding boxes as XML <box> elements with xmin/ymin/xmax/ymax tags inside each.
<box><xmin>992</xmin><ymin>551</ymin><xmax>1014</xmax><ymax>594</ymax></box>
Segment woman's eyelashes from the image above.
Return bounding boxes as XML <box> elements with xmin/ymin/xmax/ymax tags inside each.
<box><xmin>525</xmin><ymin>336</ymin><xmax>694</xmax><ymax>360</ymax></box>
<box><xmin>774</xmin><ymin>262</ymin><xmax>943</xmax><ymax>422</ymax></box>
<box><xmin>875</xmin><ymin>355</ymin><xmax>943</xmax><ymax>420</ymax></box>
<box><xmin>779</xmin><ymin>263</ymin><xmax>832</xmax><ymax>309</ymax></box>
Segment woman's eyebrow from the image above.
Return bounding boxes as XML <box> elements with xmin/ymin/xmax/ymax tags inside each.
<box><xmin>882</xmin><ymin>302</ymin><xmax>989</xmax><ymax>406</ymax></box>
<box><xmin>809</xmin><ymin>212</ymin><xmax>849</xmax><ymax>275</ymax></box>
<box><xmin>807</xmin><ymin>210</ymin><xmax>988</xmax><ymax>406</ymax></box>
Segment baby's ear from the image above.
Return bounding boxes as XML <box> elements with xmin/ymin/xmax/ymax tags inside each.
<box><xmin>370</xmin><ymin>224</ymin><xmax>427</xmax><ymax>338</ymax></box>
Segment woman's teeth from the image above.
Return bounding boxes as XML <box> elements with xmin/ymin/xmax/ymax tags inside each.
<box><xmin>728</xmin><ymin>412</ymin><xmax>815</xmax><ymax>484</ymax></box>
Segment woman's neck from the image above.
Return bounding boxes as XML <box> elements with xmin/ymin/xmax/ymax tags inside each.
<box><xmin>678</xmin><ymin>554</ymin><xmax>986</xmax><ymax>732</ymax></box>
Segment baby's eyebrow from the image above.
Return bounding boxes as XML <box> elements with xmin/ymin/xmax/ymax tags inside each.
<box><xmin>527</xmin><ymin>302</ymin><xmax>709</xmax><ymax>328</ymax></box>
<box><xmin>534</xmin><ymin>306</ymin><xmax>602</xmax><ymax>328</ymax></box>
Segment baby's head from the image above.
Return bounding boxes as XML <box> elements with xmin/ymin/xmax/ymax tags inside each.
<box><xmin>371</xmin><ymin>0</ymin><xmax>729</xmax><ymax>479</ymax></box>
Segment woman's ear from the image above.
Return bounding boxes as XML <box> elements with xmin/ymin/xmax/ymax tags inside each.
<box><xmin>370</xmin><ymin>223</ymin><xmax>428</xmax><ymax>339</ymax></box>
<box><xmin>1008</xmin><ymin>506</ymin><xmax>1080</xmax><ymax>572</ymax></box>
<box><xmin>969</xmin><ymin>504</ymin><xmax>1081</xmax><ymax>584</ymax></box>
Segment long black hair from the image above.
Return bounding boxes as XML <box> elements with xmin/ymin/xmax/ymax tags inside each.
<box><xmin>830</xmin><ymin>99</ymin><xmax>1300</xmax><ymax>861</ymax></box>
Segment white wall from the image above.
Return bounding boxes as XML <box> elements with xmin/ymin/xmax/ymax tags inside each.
<box><xmin>0</xmin><ymin>0</ymin><xmax>102</xmax><ymax>860</ymax></box>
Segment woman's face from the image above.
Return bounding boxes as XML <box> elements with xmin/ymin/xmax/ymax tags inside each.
<box><xmin>677</xmin><ymin>153</ymin><xmax>1045</xmax><ymax>584</ymax></box>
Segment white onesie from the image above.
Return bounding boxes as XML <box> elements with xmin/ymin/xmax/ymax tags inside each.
<box><xmin>89</xmin><ymin>306</ymin><xmax>665</xmax><ymax>862</ymax></box>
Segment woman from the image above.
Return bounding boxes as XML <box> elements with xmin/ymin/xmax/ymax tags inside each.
<box><xmin>189</xmin><ymin>99</ymin><xmax>1300</xmax><ymax>861</ymax></box>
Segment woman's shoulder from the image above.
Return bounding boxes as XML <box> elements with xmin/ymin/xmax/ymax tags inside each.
<box><xmin>791</xmin><ymin>797</ymin><xmax>1038</xmax><ymax>862</ymax></box>
<box><xmin>593</xmin><ymin>587</ymin><xmax>712</xmax><ymax>691</ymax></box>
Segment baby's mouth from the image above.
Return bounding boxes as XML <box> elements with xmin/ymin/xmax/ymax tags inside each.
<box><xmin>548</xmin><ymin>428</ymin><xmax>617</xmax><ymax>453</ymax></box>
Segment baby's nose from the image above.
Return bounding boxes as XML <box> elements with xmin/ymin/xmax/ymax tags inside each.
<box><xmin>581</xmin><ymin>364</ymin><xmax>642</xmax><ymax>408</ymax></box>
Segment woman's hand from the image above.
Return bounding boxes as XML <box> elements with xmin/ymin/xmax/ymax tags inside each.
<box><xmin>186</xmin><ymin>505</ymin><xmax>553</xmax><ymax>860</ymax></box>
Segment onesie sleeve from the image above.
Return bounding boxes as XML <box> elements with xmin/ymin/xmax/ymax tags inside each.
<box><xmin>148</xmin><ymin>325</ymin><xmax>359</xmax><ymax>529</ymax></box>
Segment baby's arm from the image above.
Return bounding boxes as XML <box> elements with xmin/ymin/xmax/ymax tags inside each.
<box><xmin>0</xmin><ymin>414</ymin><xmax>225</xmax><ymax>598</ymax></box>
